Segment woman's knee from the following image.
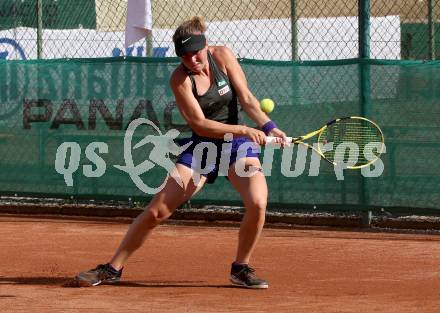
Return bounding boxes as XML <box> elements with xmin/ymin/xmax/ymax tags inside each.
<box><xmin>246</xmin><ymin>197</ymin><xmax>267</xmax><ymax>216</ymax></box>
<box><xmin>136</xmin><ymin>203</ymin><xmax>174</xmax><ymax>227</ymax></box>
<box><xmin>149</xmin><ymin>206</ymin><xmax>174</xmax><ymax>225</ymax></box>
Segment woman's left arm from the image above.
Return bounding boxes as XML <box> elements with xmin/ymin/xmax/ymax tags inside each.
<box><xmin>220</xmin><ymin>47</ymin><xmax>286</xmax><ymax>140</ymax></box>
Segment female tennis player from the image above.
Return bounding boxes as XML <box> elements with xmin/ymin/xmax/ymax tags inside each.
<box><xmin>74</xmin><ymin>16</ymin><xmax>286</xmax><ymax>289</ymax></box>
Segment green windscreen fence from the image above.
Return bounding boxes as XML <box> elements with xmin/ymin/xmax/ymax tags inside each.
<box><xmin>0</xmin><ymin>0</ymin><xmax>96</xmax><ymax>30</ymax></box>
<box><xmin>0</xmin><ymin>58</ymin><xmax>439</xmax><ymax>210</ymax></box>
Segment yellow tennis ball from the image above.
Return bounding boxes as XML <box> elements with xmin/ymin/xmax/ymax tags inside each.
<box><xmin>260</xmin><ymin>98</ymin><xmax>275</xmax><ymax>113</ymax></box>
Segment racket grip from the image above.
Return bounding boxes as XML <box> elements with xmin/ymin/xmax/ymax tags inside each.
<box><xmin>266</xmin><ymin>136</ymin><xmax>293</xmax><ymax>144</ymax></box>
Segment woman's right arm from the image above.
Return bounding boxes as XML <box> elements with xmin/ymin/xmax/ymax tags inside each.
<box><xmin>169</xmin><ymin>68</ymin><xmax>267</xmax><ymax>144</ymax></box>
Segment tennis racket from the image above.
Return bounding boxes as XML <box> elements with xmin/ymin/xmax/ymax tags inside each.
<box><xmin>267</xmin><ymin>116</ymin><xmax>385</xmax><ymax>169</ymax></box>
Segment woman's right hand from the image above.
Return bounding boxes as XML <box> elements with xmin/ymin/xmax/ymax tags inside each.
<box><xmin>243</xmin><ymin>126</ymin><xmax>267</xmax><ymax>145</ymax></box>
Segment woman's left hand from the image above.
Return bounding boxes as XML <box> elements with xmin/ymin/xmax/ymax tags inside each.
<box><xmin>267</xmin><ymin>128</ymin><xmax>289</xmax><ymax>146</ymax></box>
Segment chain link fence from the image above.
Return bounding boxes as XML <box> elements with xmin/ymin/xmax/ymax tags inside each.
<box><xmin>1</xmin><ymin>1</ymin><xmax>440</xmax><ymax>216</ymax></box>
<box><xmin>0</xmin><ymin>0</ymin><xmax>438</xmax><ymax>61</ymax></box>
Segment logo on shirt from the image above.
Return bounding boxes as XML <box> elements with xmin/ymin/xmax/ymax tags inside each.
<box><xmin>217</xmin><ymin>80</ymin><xmax>227</xmax><ymax>87</ymax></box>
<box><xmin>218</xmin><ymin>85</ymin><xmax>230</xmax><ymax>96</ymax></box>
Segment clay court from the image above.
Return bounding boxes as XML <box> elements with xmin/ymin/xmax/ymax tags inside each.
<box><xmin>1</xmin><ymin>214</ymin><xmax>440</xmax><ymax>313</ymax></box>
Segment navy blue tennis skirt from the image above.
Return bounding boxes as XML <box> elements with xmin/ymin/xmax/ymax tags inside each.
<box><xmin>176</xmin><ymin>134</ymin><xmax>260</xmax><ymax>183</ymax></box>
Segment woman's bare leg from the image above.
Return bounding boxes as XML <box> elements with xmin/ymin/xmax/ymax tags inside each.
<box><xmin>109</xmin><ymin>164</ymin><xmax>206</xmax><ymax>269</ymax></box>
<box><xmin>227</xmin><ymin>158</ymin><xmax>267</xmax><ymax>264</ymax></box>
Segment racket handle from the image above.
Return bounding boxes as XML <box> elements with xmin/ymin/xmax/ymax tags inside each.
<box><xmin>266</xmin><ymin>136</ymin><xmax>293</xmax><ymax>144</ymax></box>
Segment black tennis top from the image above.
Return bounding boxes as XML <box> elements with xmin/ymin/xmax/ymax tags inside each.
<box><xmin>187</xmin><ymin>51</ymin><xmax>243</xmax><ymax>126</ymax></box>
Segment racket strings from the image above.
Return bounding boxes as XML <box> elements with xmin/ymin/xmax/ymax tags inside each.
<box><xmin>319</xmin><ymin>119</ymin><xmax>383</xmax><ymax>165</ymax></box>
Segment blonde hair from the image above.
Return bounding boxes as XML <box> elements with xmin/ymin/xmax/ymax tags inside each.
<box><xmin>172</xmin><ymin>16</ymin><xmax>207</xmax><ymax>43</ymax></box>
